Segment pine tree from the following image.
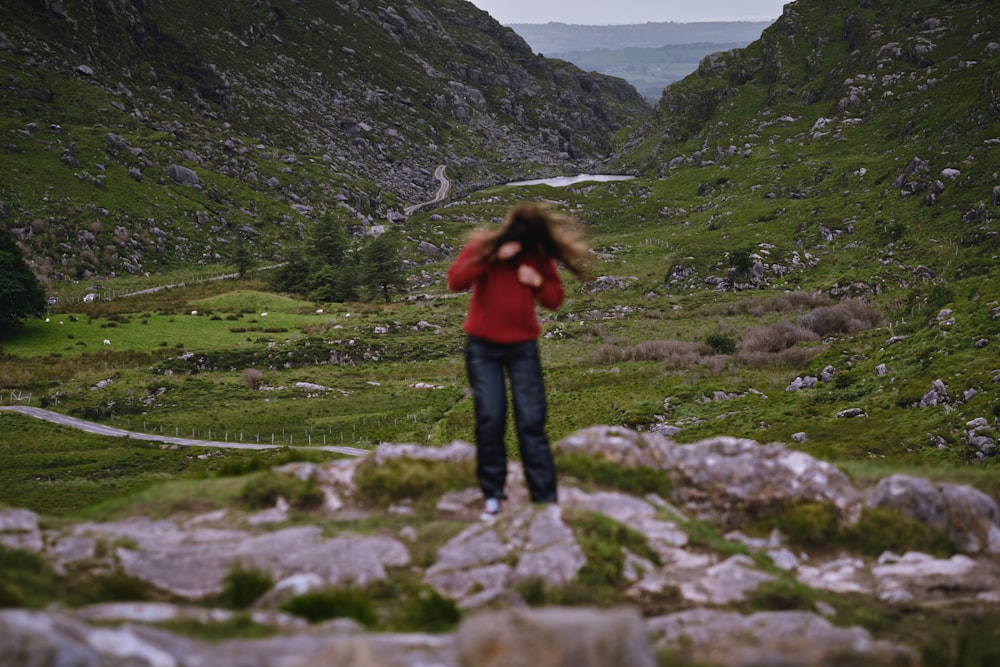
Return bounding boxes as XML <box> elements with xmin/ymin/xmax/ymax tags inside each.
<box><xmin>360</xmin><ymin>231</ymin><xmax>407</xmax><ymax>302</ymax></box>
<box><xmin>232</xmin><ymin>235</ymin><xmax>256</xmax><ymax>279</ymax></box>
<box><xmin>0</xmin><ymin>232</ymin><xmax>46</xmax><ymax>334</ymax></box>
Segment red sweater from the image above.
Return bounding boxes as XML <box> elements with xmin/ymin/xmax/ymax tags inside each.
<box><xmin>447</xmin><ymin>241</ymin><xmax>564</xmax><ymax>343</ymax></box>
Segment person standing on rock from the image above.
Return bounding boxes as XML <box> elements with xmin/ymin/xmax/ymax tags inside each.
<box><xmin>447</xmin><ymin>202</ymin><xmax>591</xmax><ymax>520</ymax></box>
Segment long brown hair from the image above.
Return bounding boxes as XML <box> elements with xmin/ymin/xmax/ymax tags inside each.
<box><xmin>472</xmin><ymin>202</ymin><xmax>592</xmax><ymax>280</ymax></box>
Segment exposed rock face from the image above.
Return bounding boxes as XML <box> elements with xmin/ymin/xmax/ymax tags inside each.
<box><xmin>426</xmin><ymin>504</ymin><xmax>585</xmax><ymax>608</ymax></box>
<box><xmin>3</xmin><ymin>0</ymin><xmax>650</xmax><ymax>281</ymax></box>
<box><xmin>2</xmin><ymin>426</ymin><xmax>999</xmax><ymax>665</ymax></box>
<box><xmin>646</xmin><ymin>609</ymin><xmax>921</xmax><ymax>667</ymax></box>
<box><xmin>557</xmin><ymin>426</ymin><xmax>863</xmax><ymax>528</ymax></box>
<box><xmin>868</xmin><ymin>474</ymin><xmax>1000</xmax><ymax>554</ymax></box>
<box><xmin>455</xmin><ymin>606</ymin><xmax>658</xmax><ymax>667</ymax></box>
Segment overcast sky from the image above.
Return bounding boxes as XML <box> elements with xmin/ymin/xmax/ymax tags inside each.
<box><xmin>467</xmin><ymin>0</ymin><xmax>787</xmax><ymax>25</ymax></box>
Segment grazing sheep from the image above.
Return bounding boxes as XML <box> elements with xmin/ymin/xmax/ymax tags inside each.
<box><xmin>103</xmin><ymin>339</ymin><xmax>111</xmax><ymax>346</ymax></box>
<box><xmin>260</xmin><ymin>312</ymin><xmax>268</xmax><ymax>317</ymax></box>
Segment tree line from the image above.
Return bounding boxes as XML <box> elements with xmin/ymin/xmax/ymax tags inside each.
<box><xmin>1</xmin><ymin>214</ymin><xmax>410</xmax><ymax>336</ymax></box>
<box><xmin>265</xmin><ymin>213</ymin><xmax>408</xmax><ymax>304</ymax></box>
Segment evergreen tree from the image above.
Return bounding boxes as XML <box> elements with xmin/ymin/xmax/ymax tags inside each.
<box><xmin>360</xmin><ymin>231</ymin><xmax>407</xmax><ymax>302</ymax></box>
<box><xmin>272</xmin><ymin>215</ymin><xmax>362</xmax><ymax>302</ymax></box>
<box><xmin>232</xmin><ymin>235</ymin><xmax>256</xmax><ymax>279</ymax></box>
<box><xmin>0</xmin><ymin>231</ymin><xmax>46</xmax><ymax>333</ymax></box>
<box><xmin>310</xmin><ymin>213</ymin><xmax>349</xmax><ymax>265</ymax></box>
<box><xmin>270</xmin><ymin>244</ymin><xmax>311</xmax><ymax>294</ymax></box>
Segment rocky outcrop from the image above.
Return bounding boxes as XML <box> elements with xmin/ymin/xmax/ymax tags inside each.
<box><xmin>1</xmin><ymin>0</ymin><xmax>650</xmax><ymax>282</ymax></box>
<box><xmin>557</xmin><ymin>426</ymin><xmax>863</xmax><ymax>528</ymax></box>
<box><xmin>646</xmin><ymin>609</ymin><xmax>920</xmax><ymax>667</ymax></box>
<box><xmin>2</xmin><ymin>426</ymin><xmax>999</xmax><ymax>665</ymax></box>
<box><xmin>868</xmin><ymin>474</ymin><xmax>1000</xmax><ymax>554</ymax></box>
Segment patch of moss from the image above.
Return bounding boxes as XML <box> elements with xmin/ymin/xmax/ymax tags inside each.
<box><xmin>353</xmin><ymin>459</ymin><xmax>477</xmax><ymax>509</ymax></box>
<box><xmin>239</xmin><ymin>471</ymin><xmax>323</xmax><ymax>511</ymax></box>
<box><xmin>0</xmin><ymin>545</ymin><xmax>59</xmax><ymax>609</ymax></box>
<box><xmin>156</xmin><ymin>613</ymin><xmax>279</xmax><ymax>642</ymax></box>
<box><xmin>220</xmin><ymin>563</ymin><xmax>274</xmax><ymax>609</ymax></box>
<box><xmin>843</xmin><ymin>506</ymin><xmax>957</xmax><ymax>558</ymax></box>
<box><xmin>587</xmin><ymin>511</ymin><xmax>660</xmax><ymax>570</ymax></box>
<box><xmin>753</xmin><ymin>502</ymin><xmax>957</xmax><ymax>557</ymax></box>
<box><xmin>281</xmin><ymin>587</ymin><xmax>377</xmax><ymax>627</ymax></box>
<box><xmin>745</xmin><ymin>577</ymin><xmax>821</xmax><ymax>612</ymax></box>
<box><xmin>64</xmin><ymin>571</ymin><xmax>153</xmax><ymax>607</ymax></box>
<box><xmin>557</xmin><ymin>453</ymin><xmax>672</xmax><ymax>497</ymax></box>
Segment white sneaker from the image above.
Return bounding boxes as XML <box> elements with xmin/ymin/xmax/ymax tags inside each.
<box><xmin>479</xmin><ymin>497</ymin><xmax>501</xmax><ymax>521</ymax></box>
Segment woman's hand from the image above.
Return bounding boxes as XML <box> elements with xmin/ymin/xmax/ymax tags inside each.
<box><xmin>496</xmin><ymin>241</ymin><xmax>522</xmax><ymax>260</ymax></box>
<box><xmin>517</xmin><ymin>263</ymin><xmax>543</xmax><ymax>288</ymax></box>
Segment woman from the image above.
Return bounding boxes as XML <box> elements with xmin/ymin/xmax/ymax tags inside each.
<box><xmin>447</xmin><ymin>202</ymin><xmax>591</xmax><ymax>520</ymax></box>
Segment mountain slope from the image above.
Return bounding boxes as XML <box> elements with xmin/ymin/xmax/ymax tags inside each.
<box><xmin>0</xmin><ymin>0</ymin><xmax>649</xmax><ymax>283</ymax></box>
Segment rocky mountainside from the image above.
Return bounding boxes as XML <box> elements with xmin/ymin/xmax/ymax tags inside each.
<box><xmin>2</xmin><ymin>426</ymin><xmax>999</xmax><ymax>665</ymax></box>
<box><xmin>612</xmin><ymin>0</ymin><xmax>998</xmax><ymax>175</ymax></box>
<box><xmin>0</xmin><ymin>0</ymin><xmax>648</xmax><ymax>281</ymax></box>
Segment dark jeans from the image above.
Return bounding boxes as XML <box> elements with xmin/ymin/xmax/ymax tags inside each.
<box><xmin>465</xmin><ymin>335</ymin><xmax>557</xmax><ymax>503</ymax></box>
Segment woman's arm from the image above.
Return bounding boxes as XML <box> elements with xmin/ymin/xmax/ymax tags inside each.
<box><xmin>446</xmin><ymin>241</ymin><xmax>490</xmax><ymax>292</ymax></box>
<box><xmin>531</xmin><ymin>258</ymin><xmax>564</xmax><ymax>310</ymax></box>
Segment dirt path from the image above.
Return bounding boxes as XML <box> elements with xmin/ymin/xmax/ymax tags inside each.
<box><xmin>0</xmin><ymin>405</ymin><xmax>368</xmax><ymax>456</ymax></box>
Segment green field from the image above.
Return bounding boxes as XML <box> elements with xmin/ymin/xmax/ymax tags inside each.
<box><xmin>3</xmin><ymin>177</ymin><xmax>998</xmax><ymax>517</ymax></box>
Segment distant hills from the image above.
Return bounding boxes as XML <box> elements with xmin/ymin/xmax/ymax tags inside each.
<box><xmin>508</xmin><ymin>21</ymin><xmax>775</xmax><ymax>101</ymax></box>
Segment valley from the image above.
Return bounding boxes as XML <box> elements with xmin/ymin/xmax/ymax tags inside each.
<box><xmin>1</xmin><ymin>0</ymin><xmax>998</xmax><ymax>664</ymax></box>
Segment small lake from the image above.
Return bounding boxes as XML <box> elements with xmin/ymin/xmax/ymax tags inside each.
<box><xmin>507</xmin><ymin>174</ymin><xmax>635</xmax><ymax>187</ymax></box>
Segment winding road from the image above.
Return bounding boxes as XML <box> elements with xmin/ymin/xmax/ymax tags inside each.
<box><xmin>0</xmin><ymin>405</ymin><xmax>368</xmax><ymax>457</ymax></box>
<box><xmin>403</xmin><ymin>165</ymin><xmax>450</xmax><ymax>216</ymax></box>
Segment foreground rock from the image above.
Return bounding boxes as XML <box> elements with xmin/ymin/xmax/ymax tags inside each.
<box><xmin>1</xmin><ymin>425</ymin><xmax>999</xmax><ymax>665</ymax></box>
<box><xmin>0</xmin><ymin>605</ymin><xmax>917</xmax><ymax>667</ymax></box>
<box><xmin>647</xmin><ymin>609</ymin><xmax>920</xmax><ymax>667</ymax></box>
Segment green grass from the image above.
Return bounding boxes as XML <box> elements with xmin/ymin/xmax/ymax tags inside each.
<box><xmin>353</xmin><ymin>458</ymin><xmax>478</xmax><ymax>510</ymax></box>
<box><xmin>281</xmin><ymin>587</ymin><xmax>377</xmax><ymax>626</ymax></box>
<box><xmin>0</xmin><ymin>413</ymin><xmax>346</xmax><ymax>518</ymax></box>
<box><xmin>154</xmin><ymin>614</ymin><xmax>279</xmax><ymax>642</ymax></box>
<box><xmin>219</xmin><ymin>563</ymin><xmax>274</xmax><ymax>609</ymax></box>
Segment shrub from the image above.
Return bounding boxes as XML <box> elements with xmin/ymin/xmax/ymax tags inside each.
<box><xmin>218</xmin><ymin>456</ymin><xmax>267</xmax><ymax>477</ymax></box>
<box><xmin>573</xmin><ymin>512</ymin><xmax>660</xmax><ymax>589</ymax></box>
<box><xmin>798</xmin><ymin>298</ymin><xmax>883</xmax><ymax>336</ymax></box>
<box><xmin>734</xmin><ymin>323</ymin><xmax>820</xmax><ymax>367</ymax></box>
<box><xmin>728</xmin><ymin>247</ymin><xmax>753</xmax><ymax>277</ymax></box>
<box><xmin>0</xmin><ymin>580</ymin><xmax>25</xmax><ymax>607</ymax></box>
<box><xmin>557</xmin><ymin>453</ymin><xmax>672</xmax><ymax>497</ymax></box>
<box><xmin>591</xmin><ymin>339</ymin><xmax>713</xmax><ymax>367</ymax></box>
<box><xmin>353</xmin><ymin>459</ymin><xmax>476</xmax><ymax>508</ymax></box>
<box><xmin>0</xmin><ymin>545</ymin><xmax>59</xmax><ymax>609</ymax></box>
<box><xmin>281</xmin><ymin>588</ymin><xmax>376</xmax><ymax>626</ymax></box>
<box><xmin>767</xmin><ymin>502</ymin><xmax>840</xmax><ymax>549</ymax></box>
<box><xmin>241</xmin><ymin>368</ymin><xmax>263</xmax><ymax>389</ymax></box>
<box><xmin>705</xmin><ymin>332</ymin><xmax>737</xmax><ymax>355</ymax></box>
<box><xmin>396</xmin><ymin>588</ymin><xmax>460</xmax><ymax>632</ymax></box>
<box><xmin>66</xmin><ymin>571</ymin><xmax>153</xmax><ymax>606</ymax></box>
<box><xmin>239</xmin><ymin>472</ymin><xmax>323</xmax><ymax>511</ymax></box>
<box><xmin>746</xmin><ymin>578</ymin><xmax>820</xmax><ymax>612</ymax></box>
<box><xmin>720</xmin><ymin>291</ymin><xmax>829</xmax><ymax>316</ymax></box>
<box><xmin>842</xmin><ymin>507</ymin><xmax>957</xmax><ymax>557</ymax></box>
<box><xmin>515</xmin><ymin>577</ymin><xmax>549</xmax><ymax>606</ymax></box>
<box><xmin>221</xmin><ymin>563</ymin><xmax>274</xmax><ymax>609</ymax></box>
<box><xmin>753</xmin><ymin>503</ymin><xmax>957</xmax><ymax>557</ymax></box>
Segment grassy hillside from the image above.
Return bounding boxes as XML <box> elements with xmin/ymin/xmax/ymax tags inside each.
<box><xmin>0</xmin><ymin>2</ymin><xmax>998</xmax><ymax>661</ymax></box>
<box><xmin>0</xmin><ymin>0</ymin><xmax>997</xmax><ymax>513</ymax></box>
<box><xmin>0</xmin><ymin>0</ymin><xmax>648</xmax><ymax>286</ymax></box>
